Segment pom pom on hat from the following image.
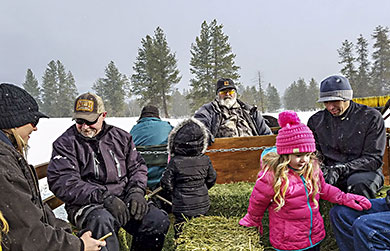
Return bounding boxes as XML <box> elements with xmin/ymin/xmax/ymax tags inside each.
<box><xmin>276</xmin><ymin>110</ymin><xmax>316</xmax><ymax>155</ymax></box>
<box><xmin>278</xmin><ymin>110</ymin><xmax>301</xmax><ymax>128</ymax></box>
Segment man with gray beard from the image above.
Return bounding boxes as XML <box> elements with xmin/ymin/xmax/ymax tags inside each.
<box><xmin>194</xmin><ymin>78</ymin><xmax>272</xmax><ymax>140</ymax></box>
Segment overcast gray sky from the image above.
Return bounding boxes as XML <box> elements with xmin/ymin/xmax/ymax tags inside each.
<box><xmin>1</xmin><ymin>0</ymin><xmax>389</xmax><ymax>95</ymax></box>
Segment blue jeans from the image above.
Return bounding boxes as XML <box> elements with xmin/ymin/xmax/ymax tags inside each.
<box><xmin>330</xmin><ymin>198</ymin><xmax>390</xmax><ymax>251</ymax></box>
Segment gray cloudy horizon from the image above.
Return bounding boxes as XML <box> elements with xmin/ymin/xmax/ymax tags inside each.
<box><xmin>1</xmin><ymin>0</ymin><xmax>389</xmax><ymax>95</ymax></box>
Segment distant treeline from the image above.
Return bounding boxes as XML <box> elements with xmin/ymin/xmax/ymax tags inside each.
<box><xmin>21</xmin><ymin>22</ymin><xmax>390</xmax><ymax>118</ymax></box>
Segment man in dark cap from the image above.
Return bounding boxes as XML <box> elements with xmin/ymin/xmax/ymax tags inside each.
<box><xmin>0</xmin><ymin>84</ymin><xmax>105</xmax><ymax>250</ymax></box>
<box><xmin>307</xmin><ymin>75</ymin><xmax>386</xmax><ymax>199</ymax></box>
<box><xmin>47</xmin><ymin>93</ymin><xmax>170</xmax><ymax>251</ymax></box>
<box><xmin>130</xmin><ymin>105</ymin><xmax>173</xmax><ymax>190</ymax></box>
<box><xmin>194</xmin><ymin>78</ymin><xmax>272</xmax><ymax>140</ymax></box>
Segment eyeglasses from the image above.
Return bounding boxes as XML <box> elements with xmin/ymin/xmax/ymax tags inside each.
<box><xmin>30</xmin><ymin>118</ymin><xmax>40</xmax><ymax>128</ymax></box>
<box><xmin>219</xmin><ymin>89</ymin><xmax>236</xmax><ymax>95</ymax></box>
<box><xmin>75</xmin><ymin>115</ymin><xmax>100</xmax><ymax>126</ymax></box>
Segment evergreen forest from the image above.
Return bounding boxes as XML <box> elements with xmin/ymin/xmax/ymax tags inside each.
<box><xmin>21</xmin><ymin>22</ymin><xmax>390</xmax><ymax>118</ymax></box>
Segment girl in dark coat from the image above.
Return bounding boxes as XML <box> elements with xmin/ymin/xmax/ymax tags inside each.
<box><xmin>160</xmin><ymin>118</ymin><xmax>217</xmax><ymax>238</ymax></box>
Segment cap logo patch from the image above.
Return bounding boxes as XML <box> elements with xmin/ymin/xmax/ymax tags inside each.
<box><xmin>76</xmin><ymin>99</ymin><xmax>94</xmax><ymax>112</ymax></box>
<box><xmin>293</xmin><ymin>148</ymin><xmax>300</xmax><ymax>153</ymax></box>
<box><xmin>224</xmin><ymin>81</ymin><xmax>229</xmax><ymax>86</ymax></box>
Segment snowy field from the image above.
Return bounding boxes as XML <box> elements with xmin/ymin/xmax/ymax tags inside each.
<box><xmin>27</xmin><ymin>111</ymin><xmax>389</xmax><ymax>220</ymax></box>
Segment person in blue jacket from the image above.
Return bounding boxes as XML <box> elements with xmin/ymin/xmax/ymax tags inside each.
<box><xmin>130</xmin><ymin>105</ymin><xmax>173</xmax><ymax>190</ymax></box>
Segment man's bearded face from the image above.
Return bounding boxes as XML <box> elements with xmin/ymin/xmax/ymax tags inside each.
<box><xmin>218</xmin><ymin>88</ymin><xmax>237</xmax><ymax>108</ymax></box>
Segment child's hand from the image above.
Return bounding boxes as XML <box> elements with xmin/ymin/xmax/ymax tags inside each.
<box><xmin>342</xmin><ymin>193</ymin><xmax>371</xmax><ymax>211</ymax></box>
<box><xmin>239</xmin><ymin>214</ymin><xmax>263</xmax><ymax>235</ymax></box>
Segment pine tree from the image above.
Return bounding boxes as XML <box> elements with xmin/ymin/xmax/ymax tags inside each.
<box><xmin>296</xmin><ymin>78</ymin><xmax>309</xmax><ymax>111</ymax></box>
<box><xmin>93</xmin><ymin>61</ymin><xmax>129</xmax><ymax>117</ymax></box>
<box><xmin>131</xmin><ymin>27</ymin><xmax>181</xmax><ymax>118</ymax></box>
<box><xmin>371</xmin><ymin>25</ymin><xmax>390</xmax><ymax>95</ymax></box>
<box><xmin>41</xmin><ymin>60</ymin><xmax>58</xmax><ymax>116</ymax></box>
<box><xmin>56</xmin><ymin>62</ymin><xmax>78</xmax><ymax>117</ymax></box>
<box><xmin>188</xmin><ymin>19</ymin><xmax>240</xmax><ymax>111</ymax></box>
<box><xmin>307</xmin><ymin>78</ymin><xmax>320</xmax><ymax>110</ymax></box>
<box><xmin>265</xmin><ymin>83</ymin><xmax>281</xmax><ymax>112</ymax></box>
<box><xmin>41</xmin><ymin>60</ymin><xmax>78</xmax><ymax>117</ymax></box>
<box><xmin>188</xmin><ymin>21</ymin><xmax>214</xmax><ymax>110</ymax></box>
<box><xmin>355</xmin><ymin>34</ymin><xmax>371</xmax><ymax>97</ymax></box>
<box><xmin>283</xmin><ymin>81</ymin><xmax>301</xmax><ymax>111</ymax></box>
<box><xmin>23</xmin><ymin>69</ymin><xmax>42</xmax><ymax>107</ymax></box>
<box><xmin>58</xmin><ymin>71</ymin><xmax>78</xmax><ymax>117</ymax></box>
<box><xmin>168</xmin><ymin>89</ymin><xmax>191</xmax><ymax>118</ymax></box>
<box><xmin>337</xmin><ymin>39</ymin><xmax>357</xmax><ymax>88</ymax></box>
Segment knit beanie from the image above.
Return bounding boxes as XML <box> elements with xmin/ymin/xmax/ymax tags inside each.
<box><xmin>276</xmin><ymin>110</ymin><xmax>316</xmax><ymax>155</ymax></box>
<box><xmin>0</xmin><ymin>83</ymin><xmax>48</xmax><ymax>129</ymax></box>
<box><xmin>140</xmin><ymin>105</ymin><xmax>160</xmax><ymax>119</ymax></box>
<box><xmin>317</xmin><ymin>75</ymin><xmax>353</xmax><ymax>102</ymax></box>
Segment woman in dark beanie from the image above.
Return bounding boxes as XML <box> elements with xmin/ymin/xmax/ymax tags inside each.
<box><xmin>0</xmin><ymin>83</ymin><xmax>104</xmax><ymax>251</ymax></box>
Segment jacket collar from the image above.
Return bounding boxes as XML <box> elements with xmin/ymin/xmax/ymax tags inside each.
<box><xmin>0</xmin><ymin>130</ymin><xmax>13</xmax><ymax>147</ymax></box>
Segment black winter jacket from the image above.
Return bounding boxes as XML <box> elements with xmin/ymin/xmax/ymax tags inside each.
<box><xmin>194</xmin><ymin>99</ymin><xmax>272</xmax><ymax>139</ymax></box>
<box><xmin>161</xmin><ymin>118</ymin><xmax>217</xmax><ymax>216</ymax></box>
<box><xmin>0</xmin><ymin>131</ymin><xmax>82</xmax><ymax>251</ymax></box>
<box><xmin>307</xmin><ymin>101</ymin><xmax>386</xmax><ymax>175</ymax></box>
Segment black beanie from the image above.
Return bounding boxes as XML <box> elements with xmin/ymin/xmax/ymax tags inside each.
<box><xmin>0</xmin><ymin>83</ymin><xmax>48</xmax><ymax>129</ymax></box>
<box><xmin>140</xmin><ymin>105</ymin><xmax>160</xmax><ymax>119</ymax></box>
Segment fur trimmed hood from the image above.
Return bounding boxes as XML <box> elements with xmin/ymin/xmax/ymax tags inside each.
<box><xmin>168</xmin><ymin>117</ymin><xmax>209</xmax><ymax>156</ymax></box>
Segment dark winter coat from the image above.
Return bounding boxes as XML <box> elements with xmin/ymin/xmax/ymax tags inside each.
<box><xmin>307</xmin><ymin>101</ymin><xmax>386</xmax><ymax>175</ymax></box>
<box><xmin>160</xmin><ymin>118</ymin><xmax>217</xmax><ymax>217</ymax></box>
<box><xmin>194</xmin><ymin>99</ymin><xmax>272</xmax><ymax>139</ymax></box>
<box><xmin>0</xmin><ymin>131</ymin><xmax>82</xmax><ymax>251</ymax></box>
<box><xmin>47</xmin><ymin>122</ymin><xmax>148</xmax><ymax>226</ymax></box>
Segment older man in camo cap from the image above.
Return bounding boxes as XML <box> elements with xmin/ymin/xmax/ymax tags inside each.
<box><xmin>194</xmin><ymin>78</ymin><xmax>272</xmax><ymax>140</ymax></box>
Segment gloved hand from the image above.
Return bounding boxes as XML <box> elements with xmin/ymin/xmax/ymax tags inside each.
<box><xmin>386</xmin><ymin>190</ymin><xmax>390</xmax><ymax>208</ymax></box>
<box><xmin>324</xmin><ymin>164</ymin><xmax>347</xmax><ymax>185</ymax></box>
<box><xmin>103</xmin><ymin>195</ymin><xmax>130</xmax><ymax>226</ymax></box>
<box><xmin>239</xmin><ymin>213</ymin><xmax>263</xmax><ymax>235</ymax></box>
<box><xmin>127</xmin><ymin>192</ymin><xmax>148</xmax><ymax>221</ymax></box>
<box><xmin>342</xmin><ymin>193</ymin><xmax>372</xmax><ymax>211</ymax></box>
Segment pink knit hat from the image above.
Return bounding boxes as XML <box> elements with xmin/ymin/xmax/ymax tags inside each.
<box><xmin>276</xmin><ymin>110</ymin><xmax>316</xmax><ymax>155</ymax></box>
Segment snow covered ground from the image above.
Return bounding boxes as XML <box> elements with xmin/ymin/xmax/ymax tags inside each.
<box><xmin>27</xmin><ymin>111</ymin><xmax>390</xmax><ymax>220</ymax></box>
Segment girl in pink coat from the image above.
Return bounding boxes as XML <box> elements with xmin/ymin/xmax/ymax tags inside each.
<box><xmin>239</xmin><ymin>110</ymin><xmax>371</xmax><ymax>251</ymax></box>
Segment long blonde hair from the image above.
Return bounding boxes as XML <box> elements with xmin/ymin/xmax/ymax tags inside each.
<box><xmin>0</xmin><ymin>211</ymin><xmax>9</xmax><ymax>244</ymax></box>
<box><xmin>1</xmin><ymin>129</ymin><xmax>28</xmax><ymax>158</ymax></box>
<box><xmin>260</xmin><ymin>152</ymin><xmax>320</xmax><ymax>211</ymax></box>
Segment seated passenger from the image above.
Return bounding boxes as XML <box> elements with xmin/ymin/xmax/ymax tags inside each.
<box><xmin>47</xmin><ymin>93</ymin><xmax>170</xmax><ymax>251</ymax></box>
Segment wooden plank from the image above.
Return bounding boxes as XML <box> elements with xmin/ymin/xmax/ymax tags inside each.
<box><xmin>34</xmin><ymin>162</ymin><xmax>49</xmax><ymax>180</ymax></box>
<box><xmin>206</xmin><ymin>135</ymin><xmax>276</xmax><ymax>184</ymax></box>
<box><xmin>43</xmin><ymin>195</ymin><xmax>64</xmax><ymax>210</ymax></box>
<box><xmin>206</xmin><ymin>133</ymin><xmax>390</xmax><ymax>185</ymax></box>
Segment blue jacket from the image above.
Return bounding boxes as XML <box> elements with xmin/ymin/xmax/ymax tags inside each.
<box><xmin>130</xmin><ymin>117</ymin><xmax>173</xmax><ymax>189</ymax></box>
<box><xmin>130</xmin><ymin>117</ymin><xmax>173</xmax><ymax>146</ymax></box>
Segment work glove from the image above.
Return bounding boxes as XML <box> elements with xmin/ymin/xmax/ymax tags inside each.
<box><xmin>239</xmin><ymin>213</ymin><xmax>263</xmax><ymax>235</ymax></box>
<box><xmin>341</xmin><ymin>193</ymin><xmax>372</xmax><ymax>211</ymax></box>
<box><xmin>324</xmin><ymin>164</ymin><xmax>347</xmax><ymax>185</ymax></box>
<box><xmin>127</xmin><ymin>192</ymin><xmax>148</xmax><ymax>221</ymax></box>
<box><xmin>386</xmin><ymin>190</ymin><xmax>390</xmax><ymax>209</ymax></box>
<box><xmin>103</xmin><ymin>195</ymin><xmax>130</xmax><ymax>226</ymax></box>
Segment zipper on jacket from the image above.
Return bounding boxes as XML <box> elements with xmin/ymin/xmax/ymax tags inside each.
<box><xmin>300</xmin><ymin>176</ymin><xmax>314</xmax><ymax>247</ymax></box>
<box><xmin>110</xmin><ymin>150</ymin><xmax>122</xmax><ymax>177</ymax></box>
<box><xmin>92</xmin><ymin>152</ymin><xmax>100</xmax><ymax>179</ymax></box>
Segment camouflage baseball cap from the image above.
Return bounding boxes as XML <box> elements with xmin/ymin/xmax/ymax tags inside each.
<box><xmin>72</xmin><ymin>93</ymin><xmax>106</xmax><ymax>122</ymax></box>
